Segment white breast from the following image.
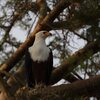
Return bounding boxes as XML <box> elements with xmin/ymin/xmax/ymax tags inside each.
<box><xmin>28</xmin><ymin>40</ymin><xmax>50</xmax><ymax>62</ymax></box>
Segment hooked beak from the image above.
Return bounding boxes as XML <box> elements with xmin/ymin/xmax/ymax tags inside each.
<box><xmin>45</xmin><ymin>32</ymin><xmax>52</xmax><ymax>37</ymax></box>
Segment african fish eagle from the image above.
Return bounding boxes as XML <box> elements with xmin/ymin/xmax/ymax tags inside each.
<box><xmin>25</xmin><ymin>31</ymin><xmax>53</xmax><ymax>87</ymax></box>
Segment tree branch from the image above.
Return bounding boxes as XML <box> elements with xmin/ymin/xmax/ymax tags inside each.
<box><xmin>51</xmin><ymin>40</ymin><xmax>100</xmax><ymax>84</ymax></box>
<box><xmin>0</xmin><ymin>76</ymin><xmax>13</xmax><ymax>100</ymax></box>
<box><xmin>16</xmin><ymin>75</ymin><xmax>100</xmax><ymax>99</ymax></box>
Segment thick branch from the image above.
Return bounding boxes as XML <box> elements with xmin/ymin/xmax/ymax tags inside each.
<box><xmin>34</xmin><ymin>0</ymin><xmax>48</xmax><ymax>28</ymax></box>
<box><xmin>51</xmin><ymin>40</ymin><xmax>100</xmax><ymax>84</ymax></box>
<box><xmin>16</xmin><ymin>75</ymin><xmax>100</xmax><ymax>100</ymax></box>
<box><xmin>50</xmin><ymin>19</ymin><xmax>99</xmax><ymax>31</ymax></box>
<box><xmin>0</xmin><ymin>77</ymin><xmax>13</xmax><ymax>100</ymax></box>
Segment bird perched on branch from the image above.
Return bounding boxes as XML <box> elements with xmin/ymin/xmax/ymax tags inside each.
<box><xmin>25</xmin><ymin>31</ymin><xmax>53</xmax><ymax>87</ymax></box>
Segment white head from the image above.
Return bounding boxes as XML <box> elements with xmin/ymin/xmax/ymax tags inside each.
<box><xmin>35</xmin><ymin>31</ymin><xmax>52</xmax><ymax>39</ymax></box>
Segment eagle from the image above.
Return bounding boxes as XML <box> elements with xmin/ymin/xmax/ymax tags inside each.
<box><xmin>25</xmin><ymin>31</ymin><xmax>53</xmax><ymax>87</ymax></box>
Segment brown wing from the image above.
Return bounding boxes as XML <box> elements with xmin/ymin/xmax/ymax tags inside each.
<box><xmin>25</xmin><ymin>50</ymin><xmax>35</xmax><ymax>87</ymax></box>
<box><xmin>31</xmin><ymin>48</ymin><xmax>53</xmax><ymax>85</ymax></box>
<box><xmin>45</xmin><ymin>48</ymin><xmax>53</xmax><ymax>85</ymax></box>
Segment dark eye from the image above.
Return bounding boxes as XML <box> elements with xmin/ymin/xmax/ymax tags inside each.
<box><xmin>43</xmin><ymin>32</ymin><xmax>46</xmax><ymax>34</ymax></box>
